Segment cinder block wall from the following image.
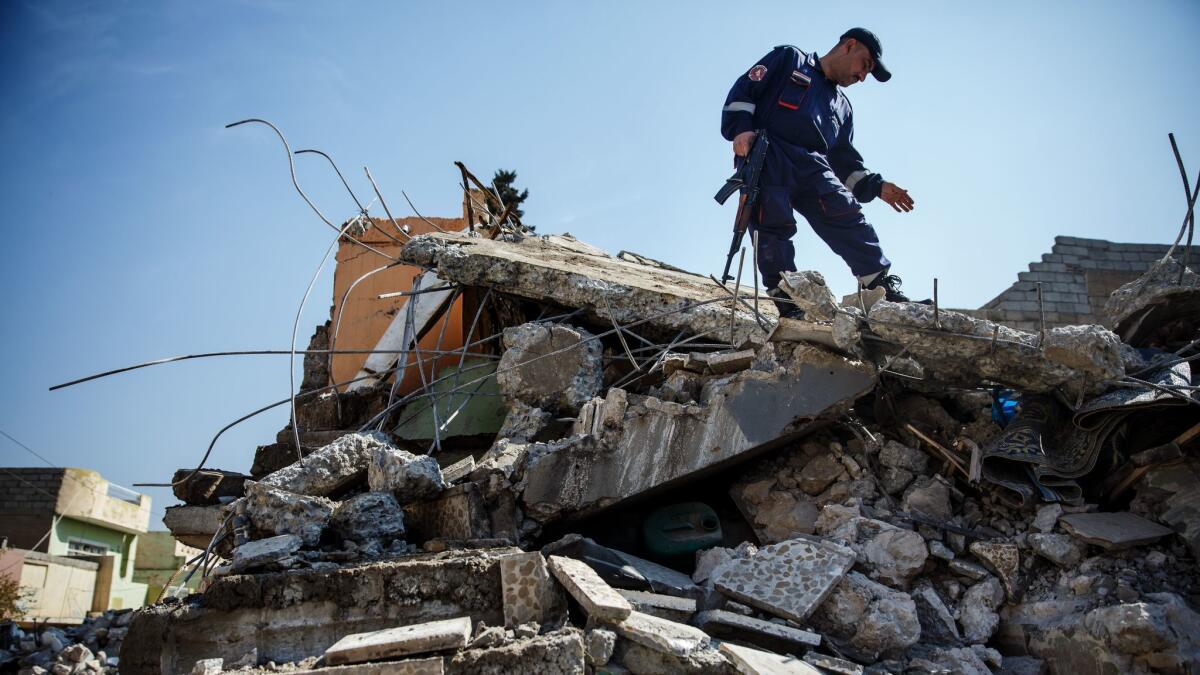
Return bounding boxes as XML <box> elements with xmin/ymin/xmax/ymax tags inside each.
<box><xmin>964</xmin><ymin>236</ymin><xmax>1200</xmax><ymax>331</ymax></box>
<box><xmin>0</xmin><ymin>468</ymin><xmax>65</xmax><ymax>552</ymax></box>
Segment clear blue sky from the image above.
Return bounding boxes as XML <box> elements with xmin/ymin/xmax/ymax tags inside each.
<box><xmin>3</xmin><ymin>1</ymin><xmax>1199</xmax><ymax>521</ymax></box>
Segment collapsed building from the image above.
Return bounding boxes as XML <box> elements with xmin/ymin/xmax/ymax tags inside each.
<box><xmin>10</xmin><ymin>183</ymin><xmax>1200</xmax><ymax>674</ymax></box>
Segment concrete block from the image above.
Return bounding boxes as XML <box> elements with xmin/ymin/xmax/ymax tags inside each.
<box><xmin>548</xmin><ymin>555</ymin><xmax>633</xmax><ymax>622</ymax></box>
<box><xmin>162</xmin><ymin>505</ymin><xmax>226</xmax><ymax>550</ymax></box>
<box><xmin>497</xmin><ymin>322</ymin><xmax>603</xmax><ymax>413</ymax></box>
<box><xmin>612</xmin><ymin>611</ymin><xmax>711</xmax><ymax>657</ymax></box>
<box><xmin>712</xmin><ymin>537</ymin><xmax>854</xmax><ymax>623</ymax></box>
<box><xmin>368</xmin><ymin>446</ymin><xmax>446</xmax><ymax>503</ymax></box>
<box><xmin>695</xmin><ymin>609</ymin><xmax>821</xmax><ymax>653</ymax></box>
<box><xmin>719</xmin><ymin>642</ymin><xmax>822</xmax><ymax>674</ymax></box>
<box><xmin>230</xmin><ymin>534</ymin><xmax>301</xmax><ymax>573</ymax></box>
<box><xmin>324</xmin><ymin>617</ymin><xmax>471</xmax><ymax>666</ymax></box>
<box><xmin>243</xmin><ymin>482</ymin><xmax>335</xmax><ymax>546</ymax></box>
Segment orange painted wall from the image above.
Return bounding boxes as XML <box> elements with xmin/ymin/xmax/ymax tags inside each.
<box><xmin>329</xmin><ymin>216</ymin><xmax>470</xmax><ymax>394</ymax></box>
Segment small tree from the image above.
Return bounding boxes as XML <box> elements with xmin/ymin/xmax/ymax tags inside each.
<box><xmin>491</xmin><ymin>169</ymin><xmax>529</xmax><ymax>220</ymax></box>
<box><xmin>0</xmin><ymin>574</ymin><xmax>31</xmax><ymax>621</ymax></box>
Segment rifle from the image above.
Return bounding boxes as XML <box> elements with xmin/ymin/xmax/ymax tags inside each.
<box><xmin>714</xmin><ymin>130</ymin><xmax>769</xmax><ymax>283</ymax></box>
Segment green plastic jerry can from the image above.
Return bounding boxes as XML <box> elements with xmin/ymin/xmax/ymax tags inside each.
<box><xmin>641</xmin><ymin>502</ymin><xmax>723</xmax><ymax>557</ymax></box>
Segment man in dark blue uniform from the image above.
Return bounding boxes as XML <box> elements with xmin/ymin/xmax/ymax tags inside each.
<box><xmin>721</xmin><ymin>28</ymin><xmax>918</xmax><ymax>313</ymax></box>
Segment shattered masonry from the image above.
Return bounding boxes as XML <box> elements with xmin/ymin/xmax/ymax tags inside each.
<box><xmin>30</xmin><ymin>215</ymin><xmax>1198</xmax><ymax>675</ymax></box>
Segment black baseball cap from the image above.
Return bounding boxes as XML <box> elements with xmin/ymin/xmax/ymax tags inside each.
<box><xmin>840</xmin><ymin>27</ymin><xmax>891</xmax><ymax>82</ymax></box>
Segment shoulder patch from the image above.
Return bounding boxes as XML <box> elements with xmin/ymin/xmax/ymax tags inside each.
<box><xmin>748</xmin><ymin>64</ymin><xmax>768</xmax><ymax>82</ymax></box>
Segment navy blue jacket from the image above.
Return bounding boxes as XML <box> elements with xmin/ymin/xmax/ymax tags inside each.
<box><xmin>722</xmin><ymin>46</ymin><xmax>884</xmax><ymax>202</ymax></box>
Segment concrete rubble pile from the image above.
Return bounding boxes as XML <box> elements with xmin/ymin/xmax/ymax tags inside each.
<box><xmin>123</xmin><ymin>230</ymin><xmax>1199</xmax><ymax>674</ymax></box>
<box><xmin>2</xmin><ymin>609</ymin><xmax>130</xmax><ymax>674</ymax></box>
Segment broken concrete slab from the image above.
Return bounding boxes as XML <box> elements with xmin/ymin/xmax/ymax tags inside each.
<box><xmin>720</xmin><ymin>642</ymin><xmax>821</xmax><ymax>675</ymax></box>
<box><xmin>969</xmin><ymin>541</ymin><xmax>1020</xmax><ymax>601</ymax></box>
<box><xmin>1104</xmin><ymin>256</ymin><xmax>1200</xmax><ymax>344</ymax></box>
<box><xmin>694</xmin><ymin>608</ymin><xmax>820</xmax><ymax>653</ymax></box>
<box><xmin>712</xmin><ymin>537</ymin><xmax>855</xmax><ymax>623</ymax></box>
<box><xmin>808</xmin><ymin>571</ymin><xmax>921</xmax><ymax>662</ymax></box>
<box><xmin>368</xmin><ymin>446</ymin><xmax>446</xmax><ymax>503</ymax></box>
<box><xmin>522</xmin><ymin>346</ymin><xmax>876</xmax><ymax>523</ymax></box>
<box><xmin>1058</xmin><ymin>511</ymin><xmax>1175</xmax><ymax>550</ymax></box>
<box><xmin>171</xmin><ymin>469</ymin><xmax>248</xmax><ymax>506</ymax></box>
<box><xmin>445</xmin><ymin>628</ymin><xmax>585</xmax><ymax>675</ymax></box>
<box><xmin>230</xmin><ymin>534</ymin><xmax>301</xmax><ymax>573</ymax></box>
<box><xmin>163</xmin><ymin>504</ymin><xmax>226</xmax><ymax>550</ymax></box>
<box><xmin>615</xmin><ymin>590</ymin><xmax>695</xmax><ymax>623</ymax></box>
<box><xmin>611</xmin><ymin>611</ymin><xmax>711</xmax><ymax>657</ymax></box>
<box><xmin>330</xmin><ymin>492</ymin><xmax>406</xmax><ymax>545</ymax></box>
<box><xmin>289</xmin><ymin>657</ymin><xmax>444</xmax><ymax>674</ymax></box>
<box><xmin>243</xmin><ymin>481</ymin><xmax>335</xmax><ymax>546</ymax></box>
<box><xmin>324</xmin><ymin>617</ymin><xmax>472</xmax><ymax>666</ymax></box>
<box><xmin>399</xmin><ymin>230</ymin><xmax>771</xmax><ymax>343</ymax></box>
<box><xmin>547</xmin><ymin>555</ymin><xmax>633</xmax><ymax>622</ymax></box>
<box><xmin>497</xmin><ymin>322</ymin><xmax>603</xmax><ymax>413</ymax></box>
<box><xmin>260</xmin><ymin>432</ymin><xmax>389</xmax><ymax>498</ymax></box>
<box><xmin>867</xmin><ymin>300</ymin><xmax>1126</xmax><ymax>395</ymax></box>
<box><xmin>499</xmin><ymin>552</ymin><xmax>561</xmax><ymax>627</ymax></box>
<box><xmin>122</xmin><ymin>547</ymin><xmax>521</xmax><ymax>674</ymax></box>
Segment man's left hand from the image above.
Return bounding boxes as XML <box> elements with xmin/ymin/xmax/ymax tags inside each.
<box><xmin>880</xmin><ymin>182</ymin><xmax>914</xmax><ymax>213</ymax></box>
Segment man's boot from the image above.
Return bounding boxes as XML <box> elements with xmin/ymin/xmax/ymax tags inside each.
<box><xmin>768</xmin><ymin>287</ymin><xmax>805</xmax><ymax>319</ymax></box>
<box><xmin>861</xmin><ymin>271</ymin><xmax>931</xmax><ymax>304</ymax></box>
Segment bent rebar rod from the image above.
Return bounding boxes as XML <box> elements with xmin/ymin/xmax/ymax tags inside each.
<box><xmin>364</xmin><ymin>166</ymin><xmax>417</xmax><ymax>240</ymax></box>
<box><xmin>225</xmin><ymin>118</ymin><xmax>396</xmax><ymax>261</ymax></box>
<box><xmin>289</xmin><ymin>216</ymin><xmax>360</xmax><ymax>465</ymax></box>
<box><xmin>295</xmin><ymin>149</ymin><xmax>405</xmax><ymax>247</ymax></box>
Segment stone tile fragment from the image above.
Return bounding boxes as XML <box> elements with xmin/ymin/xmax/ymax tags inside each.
<box><xmin>616</xmin><ymin>589</ymin><xmax>696</xmax><ymax>623</ymax></box>
<box><xmin>969</xmin><ymin>541</ymin><xmax>1020</xmax><ymax>600</ymax></box>
<box><xmin>611</xmin><ymin>611</ymin><xmax>710</xmax><ymax>657</ymax></box>
<box><xmin>260</xmin><ymin>432</ymin><xmax>388</xmax><ymax>497</ymax></box>
<box><xmin>500</xmin><ymin>551</ymin><xmax>558</xmax><ymax>627</ymax></box>
<box><xmin>719</xmin><ymin>642</ymin><xmax>822</xmax><ymax>674</ymax></box>
<box><xmin>713</xmin><ymin>537</ymin><xmax>854</xmax><ymax>622</ymax></box>
<box><xmin>1058</xmin><ymin>511</ymin><xmax>1175</xmax><ymax>550</ymax></box>
<box><xmin>368</xmin><ymin>446</ymin><xmax>446</xmax><ymax>503</ymax></box>
<box><xmin>230</xmin><ymin>534</ymin><xmax>301</xmax><ymax>573</ymax></box>
<box><xmin>324</xmin><ymin>617</ymin><xmax>471</xmax><ymax>666</ymax></box>
<box><xmin>548</xmin><ymin>555</ymin><xmax>633</xmax><ymax>622</ymax></box>
<box><xmin>694</xmin><ymin>609</ymin><xmax>820</xmax><ymax>653</ymax></box>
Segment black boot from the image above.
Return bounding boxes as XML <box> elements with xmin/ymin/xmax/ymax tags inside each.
<box><xmin>863</xmin><ymin>272</ymin><xmax>931</xmax><ymax>304</ymax></box>
<box><xmin>768</xmin><ymin>288</ymin><xmax>805</xmax><ymax>320</ymax></box>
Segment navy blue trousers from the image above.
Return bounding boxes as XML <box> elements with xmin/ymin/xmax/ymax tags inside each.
<box><xmin>746</xmin><ymin>140</ymin><xmax>890</xmax><ymax>290</ymax></box>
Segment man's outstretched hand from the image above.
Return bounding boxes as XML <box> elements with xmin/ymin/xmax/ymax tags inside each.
<box><xmin>733</xmin><ymin>131</ymin><xmax>757</xmax><ymax>157</ymax></box>
<box><xmin>880</xmin><ymin>182</ymin><xmax>914</xmax><ymax>212</ymax></box>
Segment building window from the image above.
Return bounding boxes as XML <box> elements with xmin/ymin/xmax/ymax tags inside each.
<box><xmin>66</xmin><ymin>538</ymin><xmax>109</xmax><ymax>557</ymax></box>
